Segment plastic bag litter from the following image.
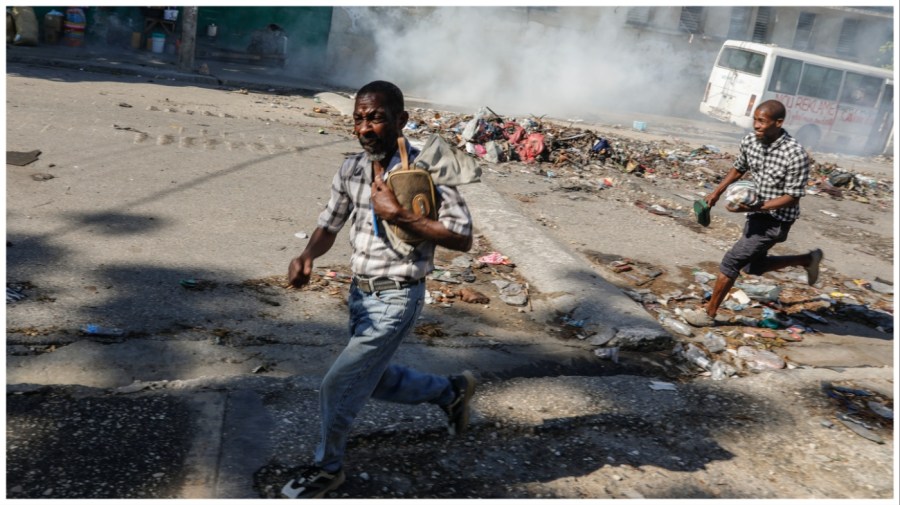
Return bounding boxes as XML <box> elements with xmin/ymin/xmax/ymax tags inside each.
<box><xmin>723</xmin><ymin>180</ymin><xmax>759</xmax><ymax>210</ymax></box>
<box><xmin>736</xmin><ymin>346</ymin><xmax>785</xmax><ymax>370</ymax></box>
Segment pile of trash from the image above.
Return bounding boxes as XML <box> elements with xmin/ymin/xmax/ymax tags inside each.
<box><xmin>400</xmin><ymin>106</ymin><xmax>893</xmax><ymax>211</ymax></box>
<box><xmin>397</xmin><ymin>105</ymin><xmax>895</xmax><ymax>371</ymax></box>
<box><xmin>639</xmin><ymin>265</ymin><xmax>893</xmax><ymax>379</ymax></box>
<box><xmin>404</xmin><ymin>106</ymin><xmax>553</xmax><ymax>164</ymax></box>
<box><xmin>425</xmin><ymin>251</ymin><xmax>530</xmax><ymax>309</ymax></box>
<box><xmin>401</xmin><ymin>106</ymin><xmax>735</xmax><ymax>186</ymax></box>
<box><xmin>806</xmin><ymin>160</ymin><xmax>893</xmax><ymax>207</ymax></box>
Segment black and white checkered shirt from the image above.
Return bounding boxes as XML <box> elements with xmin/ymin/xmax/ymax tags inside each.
<box><xmin>317</xmin><ymin>138</ymin><xmax>473</xmax><ymax>280</ymax></box>
<box><xmin>733</xmin><ymin>130</ymin><xmax>810</xmax><ymax>222</ymax></box>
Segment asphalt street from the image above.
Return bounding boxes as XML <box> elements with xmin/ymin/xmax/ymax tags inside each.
<box><xmin>4</xmin><ymin>44</ymin><xmax>896</xmax><ymax>500</ymax></box>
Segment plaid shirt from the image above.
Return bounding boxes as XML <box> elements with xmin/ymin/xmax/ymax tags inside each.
<box><xmin>317</xmin><ymin>138</ymin><xmax>473</xmax><ymax>280</ymax></box>
<box><xmin>733</xmin><ymin>130</ymin><xmax>810</xmax><ymax>222</ymax></box>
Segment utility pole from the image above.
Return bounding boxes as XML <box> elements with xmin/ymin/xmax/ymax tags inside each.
<box><xmin>178</xmin><ymin>7</ymin><xmax>198</xmax><ymax>72</ymax></box>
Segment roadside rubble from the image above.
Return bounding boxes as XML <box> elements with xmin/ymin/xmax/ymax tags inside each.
<box><xmin>389</xmin><ymin>105</ymin><xmax>895</xmax><ymax>380</ymax></box>
<box><xmin>822</xmin><ymin>381</ymin><xmax>894</xmax><ymax>444</ymax></box>
<box><xmin>806</xmin><ymin>162</ymin><xmax>893</xmax><ymax>210</ymax></box>
<box><xmin>632</xmin><ymin>263</ymin><xmax>893</xmax><ymax>381</ymax></box>
<box><xmin>392</xmin><ymin>105</ymin><xmax>892</xmax><ymax>215</ymax></box>
<box><xmin>261</xmin><ymin>236</ymin><xmax>542</xmax><ymax>335</ymax></box>
<box><xmin>567</xmin><ymin>247</ymin><xmax>893</xmax><ymax>381</ymax></box>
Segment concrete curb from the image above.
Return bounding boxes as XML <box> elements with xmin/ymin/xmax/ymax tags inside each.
<box><xmin>461</xmin><ymin>182</ymin><xmax>669</xmax><ymax>349</ymax></box>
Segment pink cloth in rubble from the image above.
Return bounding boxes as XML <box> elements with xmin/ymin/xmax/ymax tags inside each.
<box><xmin>477</xmin><ymin>251</ymin><xmax>511</xmax><ymax>265</ymax></box>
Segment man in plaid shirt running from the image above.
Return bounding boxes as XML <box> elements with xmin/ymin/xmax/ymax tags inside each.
<box><xmin>684</xmin><ymin>100</ymin><xmax>823</xmax><ymax>327</ymax></box>
<box><xmin>281</xmin><ymin>81</ymin><xmax>476</xmax><ymax>498</ymax></box>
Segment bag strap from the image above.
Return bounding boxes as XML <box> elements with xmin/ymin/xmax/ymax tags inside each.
<box><xmin>397</xmin><ymin>137</ymin><xmax>411</xmax><ymax>171</ymax></box>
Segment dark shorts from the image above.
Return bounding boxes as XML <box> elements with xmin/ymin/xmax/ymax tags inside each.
<box><xmin>719</xmin><ymin>213</ymin><xmax>793</xmax><ymax>279</ymax></box>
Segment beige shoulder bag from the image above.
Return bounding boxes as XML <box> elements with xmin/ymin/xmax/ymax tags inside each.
<box><xmin>385</xmin><ymin>137</ymin><xmax>438</xmax><ymax>244</ymax></box>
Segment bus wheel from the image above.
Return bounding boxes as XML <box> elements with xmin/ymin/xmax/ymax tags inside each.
<box><xmin>795</xmin><ymin>125</ymin><xmax>820</xmax><ymax>151</ymax></box>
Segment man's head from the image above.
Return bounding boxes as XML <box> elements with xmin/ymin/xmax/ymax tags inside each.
<box><xmin>753</xmin><ymin>100</ymin><xmax>786</xmax><ymax>145</ymax></box>
<box><xmin>353</xmin><ymin>80</ymin><xmax>409</xmax><ymax>161</ymax></box>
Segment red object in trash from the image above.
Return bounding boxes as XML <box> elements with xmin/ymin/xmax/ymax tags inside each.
<box><xmin>516</xmin><ymin>133</ymin><xmax>545</xmax><ymax>163</ymax></box>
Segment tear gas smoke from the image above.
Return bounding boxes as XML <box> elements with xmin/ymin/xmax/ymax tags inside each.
<box><xmin>330</xmin><ymin>7</ymin><xmax>707</xmax><ymax>120</ymax></box>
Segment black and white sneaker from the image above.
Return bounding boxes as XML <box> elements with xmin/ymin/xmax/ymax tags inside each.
<box><xmin>281</xmin><ymin>466</ymin><xmax>346</xmax><ymax>499</ymax></box>
<box><xmin>441</xmin><ymin>371</ymin><xmax>476</xmax><ymax>435</ymax></box>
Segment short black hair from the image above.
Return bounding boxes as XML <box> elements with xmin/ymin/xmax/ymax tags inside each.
<box><xmin>757</xmin><ymin>100</ymin><xmax>786</xmax><ymax>121</ymax></box>
<box><xmin>357</xmin><ymin>80</ymin><xmax>404</xmax><ymax>115</ymax></box>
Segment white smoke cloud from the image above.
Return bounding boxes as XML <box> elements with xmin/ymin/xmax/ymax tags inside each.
<box><xmin>331</xmin><ymin>7</ymin><xmax>705</xmax><ymax>119</ymax></box>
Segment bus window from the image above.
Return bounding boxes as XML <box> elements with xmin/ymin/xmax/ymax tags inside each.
<box><xmin>840</xmin><ymin>72</ymin><xmax>882</xmax><ymax>107</ymax></box>
<box><xmin>767</xmin><ymin>56</ymin><xmax>802</xmax><ymax>94</ymax></box>
<box><xmin>797</xmin><ymin>64</ymin><xmax>843</xmax><ymax>101</ymax></box>
<box><xmin>717</xmin><ymin>47</ymin><xmax>766</xmax><ymax>76</ymax></box>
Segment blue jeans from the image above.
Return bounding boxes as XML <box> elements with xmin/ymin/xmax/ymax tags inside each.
<box><xmin>314</xmin><ymin>281</ymin><xmax>455</xmax><ymax>472</ymax></box>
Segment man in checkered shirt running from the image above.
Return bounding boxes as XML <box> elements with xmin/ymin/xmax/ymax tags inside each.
<box><xmin>281</xmin><ymin>81</ymin><xmax>476</xmax><ymax>498</ymax></box>
<box><xmin>684</xmin><ymin>100</ymin><xmax>823</xmax><ymax>327</ymax></box>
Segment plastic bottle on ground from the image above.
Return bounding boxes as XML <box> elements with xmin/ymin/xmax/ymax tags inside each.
<box><xmin>82</xmin><ymin>324</ymin><xmax>124</xmax><ymax>336</ymax></box>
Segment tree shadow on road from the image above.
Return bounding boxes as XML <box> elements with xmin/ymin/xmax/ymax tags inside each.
<box><xmin>252</xmin><ymin>372</ymin><xmax>805</xmax><ymax>499</ymax></box>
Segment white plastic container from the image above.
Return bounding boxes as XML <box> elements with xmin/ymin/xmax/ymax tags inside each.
<box><xmin>151</xmin><ymin>33</ymin><xmax>166</xmax><ymax>53</ymax></box>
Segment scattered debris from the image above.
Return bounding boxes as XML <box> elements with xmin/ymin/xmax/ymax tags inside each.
<box><xmin>736</xmin><ymin>346</ymin><xmax>785</xmax><ymax>370</ymax></box>
<box><xmin>414</xmin><ymin>322</ymin><xmax>446</xmax><ymax>339</ymax></box>
<box><xmin>838</xmin><ymin>416</ymin><xmax>885</xmax><ymax>444</ymax></box>
<box><xmin>180</xmin><ymin>278</ymin><xmax>218</xmax><ymax>291</ymax></box>
<box><xmin>7</xmin><ymin>286</ymin><xmax>26</xmax><ymax>304</ymax></box>
<box><xmin>457</xmin><ymin>287</ymin><xmax>489</xmax><ymax>304</ymax></box>
<box><xmin>822</xmin><ymin>381</ymin><xmax>894</xmax><ymax>441</ymax></box>
<box><xmin>594</xmin><ymin>346</ymin><xmax>619</xmax><ymax>363</ymax></box>
<box><xmin>477</xmin><ymin>251</ymin><xmax>512</xmax><ymax>266</ymax></box>
<box><xmin>114</xmin><ymin>124</ymin><xmax>146</xmax><ymax>134</ymax></box>
<box><xmin>649</xmin><ymin>380</ymin><xmax>677</xmax><ymax>391</ymax></box>
<box><xmin>7</xmin><ymin>149</ymin><xmax>41</xmax><ymax>166</ymax></box>
<box><xmin>491</xmin><ymin>279</ymin><xmax>528</xmax><ymax>306</ymax></box>
<box><xmin>81</xmin><ymin>324</ymin><xmax>125</xmax><ymax>336</ymax></box>
<box><xmin>115</xmin><ymin>380</ymin><xmax>150</xmax><ymax>394</ymax></box>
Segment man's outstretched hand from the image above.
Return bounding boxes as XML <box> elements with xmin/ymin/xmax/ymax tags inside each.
<box><xmin>287</xmin><ymin>254</ymin><xmax>313</xmax><ymax>288</ymax></box>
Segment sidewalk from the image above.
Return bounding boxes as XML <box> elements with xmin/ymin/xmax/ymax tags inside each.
<box><xmin>5</xmin><ymin>42</ymin><xmax>337</xmax><ymax>94</ymax></box>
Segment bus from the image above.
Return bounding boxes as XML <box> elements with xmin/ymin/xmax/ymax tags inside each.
<box><xmin>699</xmin><ymin>40</ymin><xmax>894</xmax><ymax>155</ymax></box>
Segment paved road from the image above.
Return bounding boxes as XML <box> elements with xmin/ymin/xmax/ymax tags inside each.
<box><xmin>5</xmin><ymin>49</ymin><xmax>895</xmax><ymax>499</ymax></box>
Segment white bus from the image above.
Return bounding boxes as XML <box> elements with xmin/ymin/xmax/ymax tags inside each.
<box><xmin>699</xmin><ymin>40</ymin><xmax>894</xmax><ymax>155</ymax></box>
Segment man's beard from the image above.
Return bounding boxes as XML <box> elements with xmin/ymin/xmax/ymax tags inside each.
<box><xmin>359</xmin><ymin>136</ymin><xmax>388</xmax><ymax>161</ymax></box>
<box><xmin>366</xmin><ymin>149</ymin><xmax>387</xmax><ymax>162</ymax></box>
